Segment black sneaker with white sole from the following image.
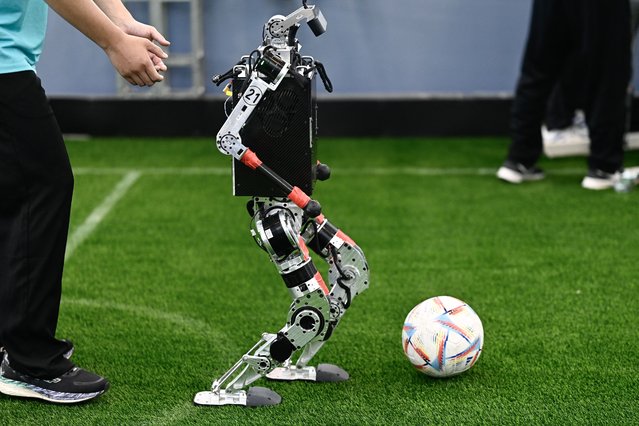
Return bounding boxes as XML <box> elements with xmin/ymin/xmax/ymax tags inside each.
<box><xmin>497</xmin><ymin>160</ymin><xmax>545</xmax><ymax>184</ymax></box>
<box><xmin>0</xmin><ymin>354</ymin><xmax>109</xmax><ymax>404</ymax></box>
<box><xmin>581</xmin><ymin>169</ymin><xmax>621</xmax><ymax>190</ymax></box>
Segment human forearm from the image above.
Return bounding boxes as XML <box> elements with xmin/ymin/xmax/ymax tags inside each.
<box><xmin>93</xmin><ymin>0</ymin><xmax>135</xmax><ymax>29</ymax></box>
<box><xmin>94</xmin><ymin>0</ymin><xmax>170</xmax><ymax>50</ymax></box>
<box><xmin>45</xmin><ymin>0</ymin><xmax>125</xmax><ymax>51</ymax></box>
<box><xmin>46</xmin><ymin>0</ymin><xmax>168</xmax><ymax>86</ymax></box>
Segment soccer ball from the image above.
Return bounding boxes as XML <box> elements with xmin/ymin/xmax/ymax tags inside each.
<box><xmin>402</xmin><ymin>296</ymin><xmax>483</xmax><ymax>377</ymax></box>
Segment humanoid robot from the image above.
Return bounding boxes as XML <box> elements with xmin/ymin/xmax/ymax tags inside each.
<box><xmin>194</xmin><ymin>2</ymin><xmax>369</xmax><ymax>407</ymax></box>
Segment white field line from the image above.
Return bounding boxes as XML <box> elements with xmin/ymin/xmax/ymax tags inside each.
<box><xmin>73</xmin><ymin>166</ymin><xmax>586</xmax><ymax>176</ymax></box>
<box><xmin>65</xmin><ymin>171</ymin><xmax>141</xmax><ymax>262</ymax></box>
<box><xmin>65</xmin><ymin>165</ymin><xmax>585</xmax><ymax>260</ymax></box>
<box><xmin>63</xmin><ymin>297</ymin><xmax>215</xmax><ymax>336</ymax></box>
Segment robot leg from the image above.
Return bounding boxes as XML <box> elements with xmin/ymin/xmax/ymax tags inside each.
<box><xmin>195</xmin><ymin>199</ymin><xmax>336</xmax><ymax>406</ymax></box>
<box><xmin>263</xmin><ymin>201</ymin><xmax>370</xmax><ymax>381</ymax></box>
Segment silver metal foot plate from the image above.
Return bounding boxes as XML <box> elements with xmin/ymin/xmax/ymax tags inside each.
<box><xmin>266</xmin><ymin>363</ymin><xmax>349</xmax><ymax>382</ymax></box>
<box><xmin>193</xmin><ymin>387</ymin><xmax>281</xmax><ymax>407</ymax></box>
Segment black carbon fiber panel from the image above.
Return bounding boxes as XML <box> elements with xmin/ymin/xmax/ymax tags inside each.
<box><xmin>233</xmin><ymin>77</ymin><xmax>318</xmax><ymax>197</ymax></box>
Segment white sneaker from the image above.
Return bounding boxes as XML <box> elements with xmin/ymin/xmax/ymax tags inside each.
<box><xmin>581</xmin><ymin>169</ymin><xmax>621</xmax><ymax>190</ymax></box>
<box><xmin>625</xmin><ymin>133</ymin><xmax>639</xmax><ymax>151</ymax></box>
<box><xmin>543</xmin><ymin>127</ymin><xmax>589</xmax><ymax>158</ymax></box>
<box><xmin>543</xmin><ymin>110</ymin><xmax>590</xmax><ymax>158</ymax></box>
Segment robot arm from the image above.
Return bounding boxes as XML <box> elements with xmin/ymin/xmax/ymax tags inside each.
<box><xmin>265</xmin><ymin>4</ymin><xmax>327</xmax><ymax>40</ymax></box>
<box><xmin>215</xmin><ymin>2</ymin><xmax>327</xmax><ymax>160</ymax></box>
<box><xmin>215</xmin><ymin>50</ymin><xmax>289</xmax><ymax>161</ymax></box>
<box><xmin>214</xmin><ymin>5</ymin><xmax>330</xmax><ymax>218</ymax></box>
<box><xmin>215</xmin><ymin>47</ymin><xmax>324</xmax><ymax>218</ymax></box>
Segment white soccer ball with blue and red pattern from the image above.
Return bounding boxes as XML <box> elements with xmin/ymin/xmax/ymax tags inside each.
<box><xmin>402</xmin><ymin>296</ymin><xmax>483</xmax><ymax>377</ymax></box>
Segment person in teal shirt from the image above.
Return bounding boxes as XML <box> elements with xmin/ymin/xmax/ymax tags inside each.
<box><xmin>0</xmin><ymin>0</ymin><xmax>49</xmax><ymax>73</ymax></box>
<box><xmin>0</xmin><ymin>0</ymin><xmax>169</xmax><ymax>404</ymax></box>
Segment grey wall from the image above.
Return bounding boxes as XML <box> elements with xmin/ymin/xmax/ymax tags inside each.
<box><xmin>36</xmin><ymin>0</ymin><xmax>638</xmax><ymax>97</ymax></box>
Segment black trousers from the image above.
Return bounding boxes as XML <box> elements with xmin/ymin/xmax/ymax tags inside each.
<box><xmin>0</xmin><ymin>71</ymin><xmax>74</xmax><ymax>379</ymax></box>
<box><xmin>545</xmin><ymin>2</ymin><xmax>639</xmax><ymax>132</ymax></box>
<box><xmin>509</xmin><ymin>0</ymin><xmax>631</xmax><ymax>173</ymax></box>
<box><xmin>545</xmin><ymin>57</ymin><xmax>584</xmax><ymax>130</ymax></box>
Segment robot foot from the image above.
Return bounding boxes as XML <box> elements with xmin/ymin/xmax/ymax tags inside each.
<box><xmin>193</xmin><ymin>386</ymin><xmax>282</xmax><ymax>407</ymax></box>
<box><xmin>266</xmin><ymin>363</ymin><xmax>349</xmax><ymax>382</ymax></box>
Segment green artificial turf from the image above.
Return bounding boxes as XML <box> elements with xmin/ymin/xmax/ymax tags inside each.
<box><xmin>1</xmin><ymin>137</ymin><xmax>638</xmax><ymax>425</ymax></box>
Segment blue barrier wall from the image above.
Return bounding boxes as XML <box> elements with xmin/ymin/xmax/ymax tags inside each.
<box><xmin>36</xmin><ymin>0</ymin><xmax>639</xmax><ymax>96</ymax></box>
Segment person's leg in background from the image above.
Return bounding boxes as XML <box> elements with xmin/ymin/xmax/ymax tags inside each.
<box><xmin>581</xmin><ymin>0</ymin><xmax>631</xmax><ymax>189</ymax></box>
<box><xmin>545</xmin><ymin>62</ymin><xmax>581</xmax><ymax>131</ymax></box>
<box><xmin>541</xmin><ymin>54</ymin><xmax>591</xmax><ymax>158</ymax></box>
<box><xmin>624</xmin><ymin>0</ymin><xmax>639</xmax><ymax>141</ymax></box>
<box><xmin>498</xmin><ymin>0</ymin><xmax>571</xmax><ymax>183</ymax></box>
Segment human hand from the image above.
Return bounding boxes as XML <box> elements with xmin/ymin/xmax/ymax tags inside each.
<box><xmin>44</xmin><ymin>0</ymin><xmax>170</xmax><ymax>85</ymax></box>
<box><xmin>105</xmin><ymin>32</ymin><xmax>168</xmax><ymax>86</ymax></box>
<box><xmin>118</xmin><ymin>20</ymin><xmax>170</xmax><ymax>73</ymax></box>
